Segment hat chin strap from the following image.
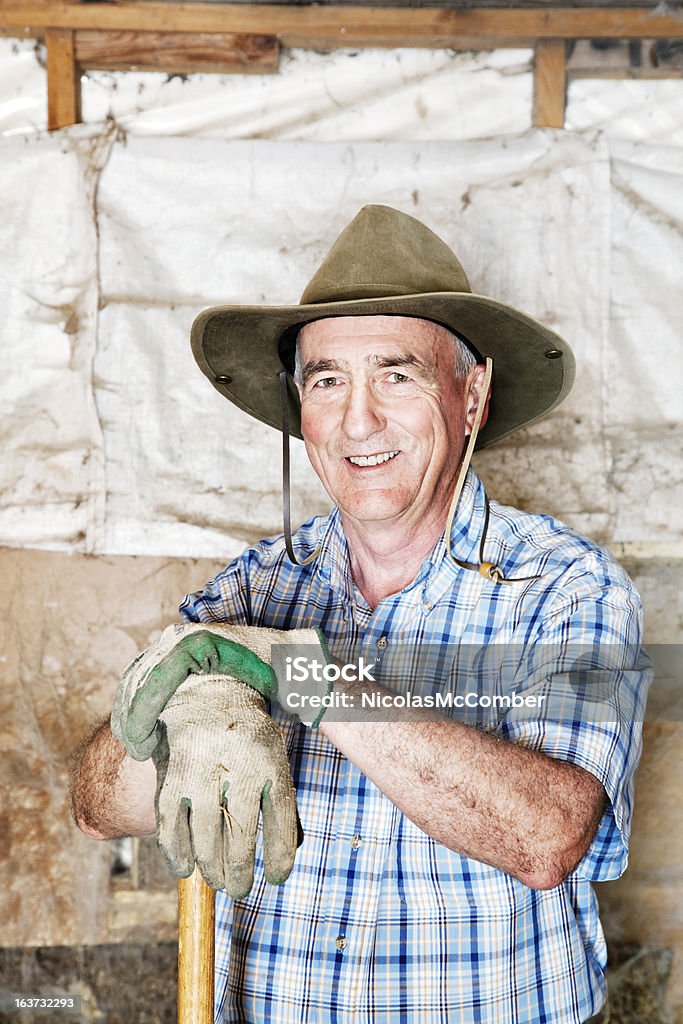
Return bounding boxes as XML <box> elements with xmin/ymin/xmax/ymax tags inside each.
<box><xmin>279</xmin><ymin>371</ymin><xmax>320</xmax><ymax>567</ymax></box>
<box><xmin>443</xmin><ymin>356</ymin><xmax>493</xmax><ymax>561</ymax></box>
<box><xmin>445</xmin><ymin>357</ymin><xmax>541</xmax><ymax>585</ymax></box>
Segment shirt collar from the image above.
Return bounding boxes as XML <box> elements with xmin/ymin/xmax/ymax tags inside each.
<box><xmin>315</xmin><ymin>507</ymin><xmax>355</xmax><ymax>603</ymax></box>
<box><xmin>314</xmin><ymin>468</ymin><xmax>488</xmax><ymax>606</ymax></box>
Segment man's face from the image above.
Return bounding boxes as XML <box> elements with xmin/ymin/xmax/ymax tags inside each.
<box><xmin>296</xmin><ymin>315</ymin><xmax>485</xmax><ymax>530</ymax></box>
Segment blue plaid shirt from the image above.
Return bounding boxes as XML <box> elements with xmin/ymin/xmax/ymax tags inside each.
<box><xmin>180</xmin><ymin>469</ymin><xmax>650</xmax><ymax>1024</ymax></box>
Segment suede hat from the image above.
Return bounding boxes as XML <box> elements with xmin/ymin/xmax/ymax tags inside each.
<box><xmin>190</xmin><ymin>204</ymin><xmax>574</xmax><ymax>449</ymax></box>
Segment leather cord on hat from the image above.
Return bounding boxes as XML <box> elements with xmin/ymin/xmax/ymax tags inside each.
<box><xmin>445</xmin><ymin>357</ymin><xmax>541</xmax><ymax>585</ymax></box>
<box><xmin>451</xmin><ymin>494</ymin><xmax>541</xmax><ymax>584</ymax></box>
<box><xmin>279</xmin><ymin>371</ymin><xmax>320</xmax><ymax>567</ymax></box>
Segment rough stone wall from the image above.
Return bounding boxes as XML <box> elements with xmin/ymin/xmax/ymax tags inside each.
<box><xmin>1</xmin><ymin>545</ymin><xmax>682</xmax><ymax>1018</ymax></box>
<box><xmin>0</xmin><ymin>548</ymin><xmax>202</xmax><ymax>949</ymax></box>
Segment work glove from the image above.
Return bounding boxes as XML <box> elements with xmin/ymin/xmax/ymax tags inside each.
<box><xmin>111</xmin><ymin>623</ymin><xmax>332</xmax><ymax>760</ymax></box>
<box><xmin>152</xmin><ymin>673</ymin><xmax>301</xmax><ymax>896</ymax></box>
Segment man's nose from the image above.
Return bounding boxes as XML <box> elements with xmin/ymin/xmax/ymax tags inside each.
<box><xmin>341</xmin><ymin>381</ymin><xmax>386</xmax><ymax>440</ymax></box>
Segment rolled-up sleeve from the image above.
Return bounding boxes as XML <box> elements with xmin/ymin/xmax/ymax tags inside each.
<box><xmin>495</xmin><ymin>559</ymin><xmax>653</xmax><ymax>882</ymax></box>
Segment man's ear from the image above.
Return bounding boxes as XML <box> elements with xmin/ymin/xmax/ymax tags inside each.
<box><xmin>465</xmin><ymin>364</ymin><xmax>491</xmax><ymax>435</ymax></box>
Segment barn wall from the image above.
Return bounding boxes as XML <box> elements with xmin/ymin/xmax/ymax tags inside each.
<box><xmin>1</xmin><ymin>39</ymin><xmax>682</xmax><ymax>1019</ymax></box>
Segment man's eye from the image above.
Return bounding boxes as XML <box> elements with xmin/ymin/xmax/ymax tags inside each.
<box><xmin>313</xmin><ymin>376</ymin><xmax>338</xmax><ymax>389</ymax></box>
<box><xmin>388</xmin><ymin>371</ymin><xmax>411</xmax><ymax>384</ymax></box>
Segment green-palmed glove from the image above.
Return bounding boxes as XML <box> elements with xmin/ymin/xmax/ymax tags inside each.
<box><xmin>112</xmin><ymin>623</ymin><xmax>332</xmax><ymax>759</ymax></box>
<box><xmin>152</xmin><ymin>673</ymin><xmax>300</xmax><ymax>896</ymax></box>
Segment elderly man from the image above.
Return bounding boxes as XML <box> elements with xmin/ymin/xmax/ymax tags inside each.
<box><xmin>72</xmin><ymin>206</ymin><xmax>649</xmax><ymax>1024</ymax></box>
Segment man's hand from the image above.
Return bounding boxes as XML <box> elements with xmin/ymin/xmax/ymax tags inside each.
<box><xmin>153</xmin><ymin>673</ymin><xmax>301</xmax><ymax>897</ymax></box>
<box><xmin>112</xmin><ymin>623</ymin><xmax>331</xmax><ymax>758</ymax></box>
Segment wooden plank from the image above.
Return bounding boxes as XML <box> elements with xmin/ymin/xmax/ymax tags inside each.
<box><xmin>0</xmin><ymin>26</ymin><xmax>40</xmax><ymax>39</ymax></box>
<box><xmin>1</xmin><ymin>4</ymin><xmax>683</xmax><ymax>45</ymax></box>
<box><xmin>533</xmin><ymin>39</ymin><xmax>567</xmax><ymax>127</ymax></box>
<box><xmin>75</xmin><ymin>30</ymin><xmax>279</xmax><ymax>74</ymax></box>
<box><xmin>46</xmin><ymin>27</ymin><xmax>80</xmax><ymax>129</ymax></box>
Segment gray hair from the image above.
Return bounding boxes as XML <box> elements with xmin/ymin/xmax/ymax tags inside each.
<box><xmin>293</xmin><ymin>321</ymin><xmax>477</xmax><ymax>384</ymax></box>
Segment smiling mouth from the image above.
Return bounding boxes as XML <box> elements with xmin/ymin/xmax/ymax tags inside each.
<box><xmin>346</xmin><ymin>451</ymin><xmax>400</xmax><ymax>467</ymax></box>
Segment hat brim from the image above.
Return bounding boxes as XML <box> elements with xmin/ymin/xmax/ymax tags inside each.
<box><xmin>191</xmin><ymin>293</ymin><xmax>575</xmax><ymax>450</ymax></box>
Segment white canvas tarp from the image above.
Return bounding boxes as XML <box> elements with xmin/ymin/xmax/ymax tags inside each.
<box><xmin>1</xmin><ymin>125</ymin><xmax>681</xmax><ymax>558</ymax></box>
<box><xmin>0</xmin><ymin>128</ymin><xmax>111</xmax><ymax>549</ymax></box>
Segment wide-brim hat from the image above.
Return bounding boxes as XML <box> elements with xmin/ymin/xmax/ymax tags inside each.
<box><xmin>191</xmin><ymin>204</ymin><xmax>574</xmax><ymax>449</ymax></box>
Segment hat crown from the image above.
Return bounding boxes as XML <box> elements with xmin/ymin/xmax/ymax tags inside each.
<box><xmin>300</xmin><ymin>204</ymin><xmax>471</xmax><ymax>304</ymax></box>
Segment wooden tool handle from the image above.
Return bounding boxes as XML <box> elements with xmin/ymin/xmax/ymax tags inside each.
<box><xmin>178</xmin><ymin>867</ymin><xmax>215</xmax><ymax>1024</ymax></box>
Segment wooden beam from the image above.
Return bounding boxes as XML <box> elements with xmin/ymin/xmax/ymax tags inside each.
<box><xmin>533</xmin><ymin>39</ymin><xmax>567</xmax><ymax>128</ymax></box>
<box><xmin>1</xmin><ymin>4</ymin><xmax>683</xmax><ymax>47</ymax></box>
<box><xmin>0</xmin><ymin>26</ymin><xmax>39</xmax><ymax>40</ymax></box>
<box><xmin>75</xmin><ymin>30</ymin><xmax>279</xmax><ymax>75</ymax></box>
<box><xmin>46</xmin><ymin>27</ymin><xmax>80</xmax><ymax>129</ymax></box>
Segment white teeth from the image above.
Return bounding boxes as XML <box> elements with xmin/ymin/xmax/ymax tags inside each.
<box><xmin>348</xmin><ymin>451</ymin><xmax>399</xmax><ymax>467</ymax></box>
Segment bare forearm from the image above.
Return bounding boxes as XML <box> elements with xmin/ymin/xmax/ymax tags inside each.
<box><xmin>70</xmin><ymin>716</ymin><xmax>158</xmax><ymax>840</ymax></box>
<box><xmin>320</xmin><ymin>688</ymin><xmax>605</xmax><ymax>890</ymax></box>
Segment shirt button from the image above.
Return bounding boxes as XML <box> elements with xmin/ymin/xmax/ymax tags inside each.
<box><xmin>335</xmin><ymin>935</ymin><xmax>347</xmax><ymax>951</ymax></box>
<box><xmin>376</xmin><ymin>636</ymin><xmax>388</xmax><ymax>650</ymax></box>
<box><xmin>350</xmin><ymin>834</ymin><xmax>362</xmax><ymax>850</ymax></box>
